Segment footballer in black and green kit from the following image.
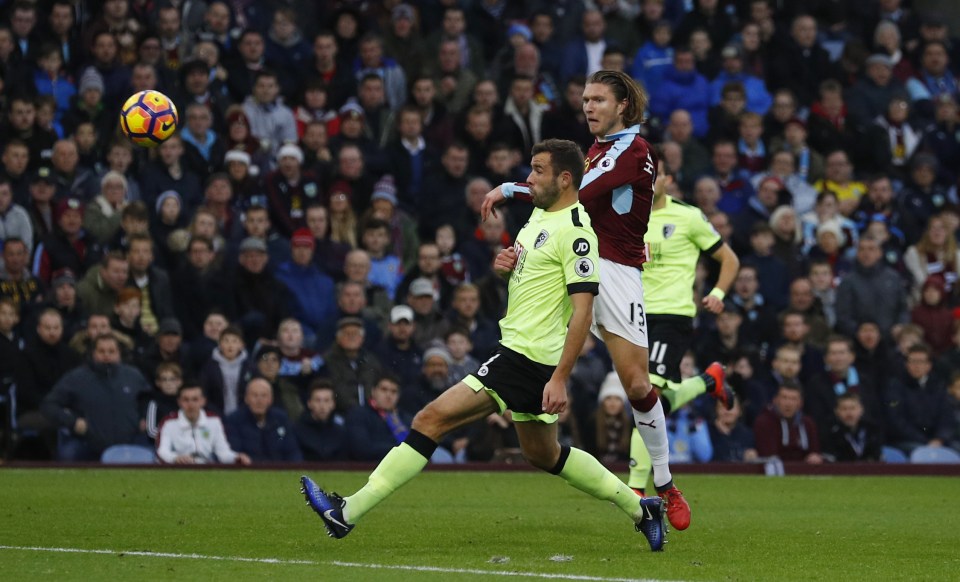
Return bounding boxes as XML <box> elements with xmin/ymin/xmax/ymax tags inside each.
<box><xmin>463</xmin><ymin>203</ymin><xmax>600</xmax><ymax>423</ymax></box>
<box><xmin>627</xmin><ymin>169</ymin><xmax>740</xmax><ymax>492</ymax></box>
<box><xmin>301</xmin><ymin>139</ymin><xmax>669</xmax><ymax>551</ymax></box>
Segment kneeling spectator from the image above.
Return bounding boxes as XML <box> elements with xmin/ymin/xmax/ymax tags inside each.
<box><xmin>346</xmin><ymin>374</ymin><xmax>412</xmax><ymax>461</ymax></box>
<box><xmin>294</xmin><ymin>378</ymin><xmax>347</xmax><ymax>461</ymax></box>
<box><xmin>225</xmin><ymin>378</ymin><xmax>302</xmax><ymax>462</ymax></box>
<box><xmin>823</xmin><ymin>393</ymin><xmax>883</xmax><ymax>462</ymax></box>
<box><xmin>157</xmin><ymin>383</ymin><xmax>251</xmax><ymax>465</ymax></box>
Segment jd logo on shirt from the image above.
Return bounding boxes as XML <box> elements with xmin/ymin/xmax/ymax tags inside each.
<box><xmin>572</xmin><ymin>238</ymin><xmax>590</xmax><ymax>256</ymax></box>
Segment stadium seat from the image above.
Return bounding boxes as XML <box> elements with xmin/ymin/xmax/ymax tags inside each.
<box><xmin>100</xmin><ymin>445</ymin><xmax>157</xmax><ymax>464</ymax></box>
<box><xmin>909</xmin><ymin>446</ymin><xmax>960</xmax><ymax>464</ymax></box>
<box><xmin>881</xmin><ymin>446</ymin><xmax>908</xmax><ymax>464</ymax></box>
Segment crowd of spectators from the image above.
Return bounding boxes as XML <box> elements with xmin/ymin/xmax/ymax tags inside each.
<box><xmin>1</xmin><ymin>0</ymin><xmax>960</xmax><ymax>465</ymax></box>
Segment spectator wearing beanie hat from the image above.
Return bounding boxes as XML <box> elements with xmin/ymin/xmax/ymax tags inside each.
<box><xmin>328</xmin><ymin>101</ymin><xmax>386</xmax><ymax>175</ymax></box>
<box><xmin>264</xmin><ymin>143</ymin><xmax>323</xmax><ymax>238</ymax></box>
<box><xmin>274</xmin><ymin>228</ymin><xmax>339</xmax><ymax>349</ymax></box>
<box><xmin>367</xmin><ymin>175</ymin><xmax>419</xmax><ymax>271</ymax></box>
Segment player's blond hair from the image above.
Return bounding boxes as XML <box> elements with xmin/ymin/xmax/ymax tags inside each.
<box><xmin>587</xmin><ymin>70</ymin><xmax>648</xmax><ymax>125</ymax></box>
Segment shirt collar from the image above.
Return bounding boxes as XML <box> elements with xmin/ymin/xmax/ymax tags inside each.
<box><xmin>601</xmin><ymin>124</ymin><xmax>641</xmax><ymax>142</ymax></box>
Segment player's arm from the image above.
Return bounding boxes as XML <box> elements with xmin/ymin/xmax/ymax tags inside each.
<box><xmin>703</xmin><ymin>243</ymin><xmax>739</xmax><ymax>314</ymax></box>
<box><xmin>482</xmin><ymin>183</ymin><xmax>532</xmax><ymax>220</ymax></box>
<box><xmin>543</xmin><ymin>290</ymin><xmax>594</xmax><ymax>414</ymax></box>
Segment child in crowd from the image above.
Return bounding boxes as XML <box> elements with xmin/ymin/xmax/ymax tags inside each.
<box><xmin>737</xmin><ymin>112</ymin><xmax>767</xmax><ymax>176</ymax></box>
<box><xmin>590</xmin><ymin>372</ymin><xmax>633</xmax><ymax>464</ymax></box>
<box><xmin>435</xmin><ymin>224</ymin><xmax>469</xmax><ymax>287</ymax></box>
<box><xmin>361</xmin><ymin>218</ymin><xmax>402</xmax><ymax>300</ymax></box>
<box><xmin>32</xmin><ymin>45</ymin><xmax>75</xmax><ymax>123</ymax></box>
<box><xmin>145</xmin><ymin>361</ymin><xmax>183</xmax><ymax>440</ymax></box>
<box><xmin>444</xmin><ymin>327</ymin><xmax>478</xmax><ymax>382</ymax></box>
<box><xmin>200</xmin><ymin>325</ymin><xmax>249</xmax><ymax>415</ymax></box>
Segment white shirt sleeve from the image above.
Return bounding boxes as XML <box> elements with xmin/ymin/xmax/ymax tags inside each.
<box><xmin>156</xmin><ymin>419</ymin><xmax>178</xmax><ymax>464</ymax></box>
<box><xmin>209</xmin><ymin>417</ymin><xmax>238</xmax><ymax>464</ymax></box>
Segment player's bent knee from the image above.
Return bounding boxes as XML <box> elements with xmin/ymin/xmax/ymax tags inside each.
<box><xmin>411</xmin><ymin>406</ymin><xmax>445</xmax><ymax>442</ymax></box>
<box><xmin>520</xmin><ymin>441</ymin><xmax>561</xmax><ymax>471</ymax></box>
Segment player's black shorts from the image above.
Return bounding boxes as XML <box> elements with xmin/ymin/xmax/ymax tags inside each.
<box><xmin>647</xmin><ymin>315</ymin><xmax>694</xmax><ymax>383</ymax></box>
<box><xmin>466</xmin><ymin>344</ymin><xmax>556</xmax><ymax>416</ymax></box>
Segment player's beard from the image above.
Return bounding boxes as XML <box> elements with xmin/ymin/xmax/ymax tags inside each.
<box><xmin>531</xmin><ymin>179</ymin><xmax>561</xmax><ymax>209</ymax></box>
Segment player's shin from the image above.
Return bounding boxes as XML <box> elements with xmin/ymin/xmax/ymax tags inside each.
<box><xmin>551</xmin><ymin>446</ymin><xmax>645</xmax><ymax>521</ymax></box>
<box><xmin>342</xmin><ymin>430</ymin><xmax>437</xmax><ymax>523</ymax></box>
<box><xmin>630</xmin><ymin>390</ymin><xmax>673</xmax><ymax>491</ymax></box>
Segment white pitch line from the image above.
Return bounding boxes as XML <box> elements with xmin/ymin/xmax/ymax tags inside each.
<box><xmin>0</xmin><ymin>545</ymin><xmax>682</xmax><ymax>582</ymax></box>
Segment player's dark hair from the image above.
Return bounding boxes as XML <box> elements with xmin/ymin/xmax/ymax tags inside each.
<box><xmin>586</xmin><ymin>70</ymin><xmax>647</xmax><ymax>125</ymax></box>
<box><xmin>531</xmin><ymin>139</ymin><xmax>585</xmax><ymax>186</ymax></box>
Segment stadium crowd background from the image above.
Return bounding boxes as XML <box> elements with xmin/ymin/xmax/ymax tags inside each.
<box><xmin>0</xmin><ymin>0</ymin><xmax>958</xmax><ymax>465</ymax></box>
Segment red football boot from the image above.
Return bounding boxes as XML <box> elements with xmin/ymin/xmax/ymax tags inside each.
<box><xmin>703</xmin><ymin>362</ymin><xmax>733</xmax><ymax>410</ymax></box>
<box><xmin>659</xmin><ymin>486</ymin><xmax>691</xmax><ymax>531</ymax></box>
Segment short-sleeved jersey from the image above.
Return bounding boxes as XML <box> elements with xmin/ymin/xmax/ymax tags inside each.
<box><xmin>643</xmin><ymin>196</ymin><xmax>722</xmax><ymax>317</ymax></box>
<box><xmin>499</xmin><ymin>202</ymin><xmax>600</xmax><ymax>366</ymax></box>
<box><xmin>504</xmin><ymin>125</ymin><xmax>656</xmax><ymax>269</ymax></box>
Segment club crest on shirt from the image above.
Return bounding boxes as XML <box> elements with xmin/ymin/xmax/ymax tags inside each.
<box><xmin>598</xmin><ymin>156</ymin><xmax>616</xmax><ymax>172</ymax></box>
<box><xmin>662</xmin><ymin>224</ymin><xmax>676</xmax><ymax>239</ymax></box>
<box><xmin>534</xmin><ymin>229</ymin><xmax>549</xmax><ymax>248</ymax></box>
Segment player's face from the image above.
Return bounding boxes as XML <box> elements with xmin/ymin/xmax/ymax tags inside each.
<box><xmin>582</xmin><ymin>82</ymin><xmax>625</xmax><ymax>137</ymax></box>
<box><xmin>526</xmin><ymin>152</ymin><xmax>562</xmax><ymax>209</ymax></box>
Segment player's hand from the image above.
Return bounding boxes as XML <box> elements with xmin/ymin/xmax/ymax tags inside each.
<box><xmin>175</xmin><ymin>454</ymin><xmax>196</xmax><ymax>464</ymax></box>
<box><xmin>481</xmin><ymin>185</ymin><xmax>506</xmax><ymax>221</ymax></box>
<box><xmin>74</xmin><ymin>418</ymin><xmax>88</xmax><ymax>435</ymax></box>
<box><xmin>702</xmin><ymin>294</ymin><xmax>724</xmax><ymax>314</ymax></box>
<box><xmin>493</xmin><ymin>247</ymin><xmax>518</xmax><ymax>277</ymax></box>
<box><xmin>237</xmin><ymin>453</ymin><xmax>253</xmax><ymax>465</ymax></box>
<box><xmin>542</xmin><ymin>378</ymin><xmax>568</xmax><ymax>415</ymax></box>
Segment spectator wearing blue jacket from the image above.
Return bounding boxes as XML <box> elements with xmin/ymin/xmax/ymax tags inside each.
<box><xmin>225</xmin><ymin>378</ymin><xmax>303</xmax><ymax>462</ymax></box>
<box><xmin>666</xmin><ymin>406</ymin><xmax>714</xmax><ymax>463</ymax></box>
<box><xmin>346</xmin><ymin>374</ymin><xmax>413</xmax><ymax>461</ymax></box>
<box><xmin>649</xmin><ymin>47</ymin><xmax>710</xmax><ymax>138</ymax></box>
<box><xmin>274</xmin><ymin>228</ymin><xmax>338</xmax><ymax>348</ymax></box>
<box><xmin>629</xmin><ymin>22</ymin><xmax>674</xmax><ymax>98</ymax></box>
<box><xmin>33</xmin><ymin>45</ymin><xmax>76</xmax><ymax>123</ymax></box>
<box><xmin>709</xmin><ymin>44</ymin><xmax>772</xmax><ymax>115</ymax></box>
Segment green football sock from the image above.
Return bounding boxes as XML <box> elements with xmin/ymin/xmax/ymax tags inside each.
<box><xmin>558</xmin><ymin>447</ymin><xmax>643</xmax><ymax>521</ymax></box>
<box><xmin>659</xmin><ymin>375</ymin><xmax>707</xmax><ymax>413</ymax></box>
<box><xmin>343</xmin><ymin>443</ymin><xmax>429</xmax><ymax>524</ymax></box>
<box><xmin>627</xmin><ymin>428</ymin><xmax>652</xmax><ymax>491</ymax></box>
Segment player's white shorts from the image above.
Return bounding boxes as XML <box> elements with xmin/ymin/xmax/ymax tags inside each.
<box><xmin>590</xmin><ymin>257</ymin><xmax>648</xmax><ymax>349</ymax></box>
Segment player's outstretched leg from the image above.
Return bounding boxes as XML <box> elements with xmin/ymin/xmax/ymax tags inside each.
<box><xmin>656</xmin><ymin>362</ymin><xmax>731</xmax><ymax>414</ymax></box>
<box><xmin>300</xmin><ymin>383</ymin><xmax>496</xmax><ymax>538</ymax></box>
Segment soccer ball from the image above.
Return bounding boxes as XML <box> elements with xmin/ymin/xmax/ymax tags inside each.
<box><xmin>119</xmin><ymin>90</ymin><xmax>179</xmax><ymax>147</ymax></box>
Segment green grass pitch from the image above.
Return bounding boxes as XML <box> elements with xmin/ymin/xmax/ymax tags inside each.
<box><xmin>1</xmin><ymin>469</ymin><xmax>958</xmax><ymax>581</ymax></box>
